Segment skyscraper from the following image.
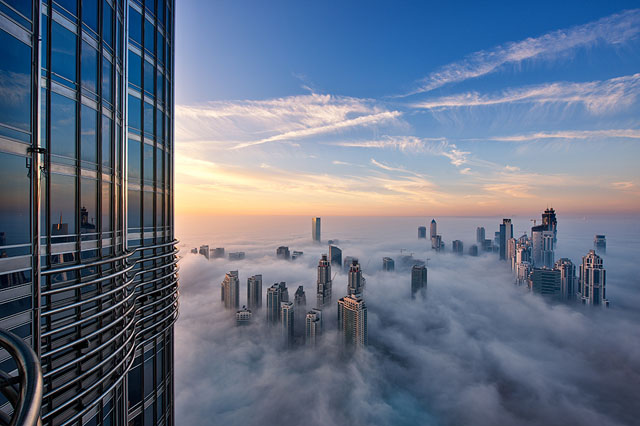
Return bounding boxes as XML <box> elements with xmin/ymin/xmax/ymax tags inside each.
<box><xmin>430</xmin><ymin>219</ymin><xmax>437</xmax><ymax>239</ymax></box>
<box><xmin>267</xmin><ymin>282</ymin><xmax>287</xmax><ymax>323</ymax></box>
<box><xmin>418</xmin><ymin>226</ymin><xmax>427</xmax><ymax>239</ymax></box>
<box><xmin>276</xmin><ymin>246</ymin><xmax>290</xmax><ymax>260</ymax></box>
<box><xmin>329</xmin><ymin>245</ymin><xmax>342</xmax><ymax>268</ymax></box>
<box><xmin>528</xmin><ymin>268</ymin><xmax>561</xmax><ymax>296</ymax></box>
<box><xmin>411</xmin><ymin>265</ymin><xmax>428</xmax><ymax>298</ymax></box>
<box><xmin>542</xmin><ymin>207</ymin><xmax>558</xmax><ymax>243</ymax></box>
<box><xmin>199</xmin><ymin>244</ymin><xmax>210</xmax><ymax>259</ymax></box>
<box><xmin>337</xmin><ymin>294</ymin><xmax>368</xmax><ymax>347</ymax></box>
<box><xmin>499</xmin><ymin>219</ymin><xmax>513</xmax><ymax>260</ymax></box>
<box><xmin>316</xmin><ymin>254</ymin><xmax>332</xmax><ymax>307</ymax></box>
<box><xmin>294</xmin><ymin>285</ymin><xmax>307</xmax><ymax>306</ymax></box>
<box><xmin>594</xmin><ymin>235</ymin><xmax>606</xmax><ymax>254</ymax></box>
<box><xmin>221</xmin><ymin>270</ymin><xmax>240</xmax><ymax>309</ymax></box>
<box><xmin>247</xmin><ymin>274</ymin><xmax>263</xmax><ymax>309</ymax></box>
<box><xmin>578</xmin><ymin>250</ymin><xmax>609</xmax><ymax>307</ymax></box>
<box><xmin>236</xmin><ymin>306</ymin><xmax>252</xmax><ymax>326</ymax></box>
<box><xmin>343</xmin><ymin>256</ymin><xmax>356</xmax><ymax>273</ymax></box>
<box><xmin>312</xmin><ymin>217</ymin><xmax>321</xmax><ymax>242</ymax></box>
<box><xmin>452</xmin><ymin>240</ymin><xmax>464</xmax><ymax>255</ymax></box>
<box><xmin>554</xmin><ymin>258</ymin><xmax>576</xmax><ymax>301</ymax></box>
<box><xmin>468</xmin><ymin>245</ymin><xmax>479</xmax><ymax>256</ymax></box>
<box><xmin>347</xmin><ymin>258</ymin><xmax>365</xmax><ymax>295</ymax></box>
<box><xmin>0</xmin><ymin>1</ymin><xmax>177</xmax><ymax>424</ymax></box>
<box><xmin>382</xmin><ymin>257</ymin><xmax>395</xmax><ymax>271</ymax></box>
<box><xmin>305</xmin><ymin>308</ymin><xmax>323</xmax><ymax>345</ymax></box>
<box><xmin>281</xmin><ymin>301</ymin><xmax>295</xmax><ymax>346</ymax></box>
<box><xmin>476</xmin><ymin>227</ymin><xmax>485</xmax><ymax>244</ymax></box>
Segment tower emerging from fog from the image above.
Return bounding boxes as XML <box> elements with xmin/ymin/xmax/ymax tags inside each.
<box><xmin>221</xmin><ymin>271</ymin><xmax>240</xmax><ymax>309</ymax></box>
<box><xmin>337</xmin><ymin>294</ymin><xmax>368</xmax><ymax>347</ymax></box>
<box><xmin>554</xmin><ymin>258</ymin><xmax>576</xmax><ymax>301</ymax></box>
<box><xmin>411</xmin><ymin>265</ymin><xmax>428</xmax><ymax>298</ymax></box>
<box><xmin>305</xmin><ymin>308</ymin><xmax>323</xmax><ymax>345</ymax></box>
<box><xmin>347</xmin><ymin>258</ymin><xmax>365</xmax><ymax>295</ymax></box>
<box><xmin>247</xmin><ymin>274</ymin><xmax>263</xmax><ymax>309</ymax></box>
<box><xmin>383</xmin><ymin>257</ymin><xmax>395</xmax><ymax>271</ymax></box>
<box><xmin>281</xmin><ymin>301</ymin><xmax>295</xmax><ymax>345</ymax></box>
<box><xmin>267</xmin><ymin>282</ymin><xmax>288</xmax><ymax>323</ymax></box>
<box><xmin>329</xmin><ymin>245</ymin><xmax>342</xmax><ymax>268</ymax></box>
<box><xmin>312</xmin><ymin>217</ymin><xmax>321</xmax><ymax>242</ymax></box>
<box><xmin>477</xmin><ymin>227</ymin><xmax>485</xmax><ymax>244</ymax></box>
<box><xmin>430</xmin><ymin>219</ymin><xmax>437</xmax><ymax>239</ymax></box>
<box><xmin>499</xmin><ymin>219</ymin><xmax>513</xmax><ymax>260</ymax></box>
<box><xmin>578</xmin><ymin>250</ymin><xmax>608</xmax><ymax>306</ymax></box>
<box><xmin>317</xmin><ymin>254</ymin><xmax>333</xmax><ymax>307</ymax></box>
<box><xmin>594</xmin><ymin>235</ymin><xmax>606</xmax><ymax>254</ymax></box>
<box><xmin>418</xmin><ymin>226</ymin><xmax>427</xmax><ymax>239</ymax></box>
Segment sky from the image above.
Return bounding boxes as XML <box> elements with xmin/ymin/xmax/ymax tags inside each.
<box><xmin>174</xmin><ymin>0</ymin><xmax>640</xmax><ymax>216</ymax></box>
<box><xmin>174</xmin><ymin>216</ymin><xmax>640</xmax><ymax>425</ymax></box>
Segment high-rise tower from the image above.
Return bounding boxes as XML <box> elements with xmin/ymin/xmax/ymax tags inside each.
<box><xmin>247</xmin><ymin>274</ymin><xmax>262</xmax><ymax>309</ymax></box>
<box><xmin>305</xmin><ymin>308</ymin><xmax>322</xmax><ymax>345</ymax></box>
<box><xmin>411</xmin><ymin>265</ymin><xmax>428</xmax><ymax>298</ymax></box>
<box><xmin>347</xmin><ymin>259</ymin><xmax>365</xmax><ymax>295</ymax></box>
<box><xmin>267</xmin><ymin>282</ymin><xmax>288</xmax><ymax>323</ymax></box>
<box><xmin>312</xmin><ymin>217</ymin><xmax>321</xmax><ymax>242</ymax></box>
<box><xmin>281</xmin><ymin>301</ymin><xmax>295</xmax><ymax>346</ymax></box>
<box><xmin>0</xmin><ymin>1</ymin><xmax>178</xmax><ymax>424</ymax></box>
<box><xmin>578</xmin><ymin>250</ymin><xmax>609</xmax><ymax>306</ymax></box>
<box><xmin>221</xmin><ymin>270</ymin><xmax>240</xmax><ymax>309</ymax></box>
<box><xmin>337</xmin><ymin>294</ymin><xmax>368</xmax><ymax>347</ymax></box>
<box><xmin>554</xmin><ymin>258</ymin><xmax>576</xmax><ymax>301</ymax></box>
<box><xmin>476</xmin><ymin>227</ymin><xmax>485</xmax><ymax>244</ymax></box>
<box><xmin>329</xmin><ymin>245</ymin><xmax>342</xmax><ymax>268</ymax></box>
<box><xmin>316</xmin><ymin>254</ymin><xmax>332</xmax><ymax>307</ymax></box>
<box><xmin>499</xmin><ymin>219</ymin><xmax>513</xmax><ymax>260</ymax></box>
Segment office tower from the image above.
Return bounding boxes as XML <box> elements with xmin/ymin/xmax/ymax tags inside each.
<box><xmin>452</xmin><ymin>240</ymin><xmax>464</xmax><ymax>255</ymax></box>
<box><xmin>418</xmin><ymin>226</ymin><xmax>427</xmax><ymax>239</ymax></box>
<box><xmin>554</xmin><ymin>259</ymin><xmax>576</xmax><ymax>301</ymax></box>
<box><xmin>382</xmin><ymin>257</ymin><xmax>395</xmax><ymax>271</ymax></box>
<box><xmin>507</xmin><ymin>237</ymin><xmax>517</xmax><ymax>267</ymax></box>
<box><xmin>276</xmin><ymin>246</ymin><xmax>290</xmax><ymax>260</ymax></box>
<box><xmin>528</xmin><ymin>268</ymin><xmax>561</xmax><ymax>296</ymax></box>
<box><xmin>578</xmin><ymin>250</ymin><xmax>609</xmax><ymax>307</ymax></box>
<box><xmin>267</xmin><ymin>283</ymin><xmax>283</xmax><ymax>323</ymax></box>
<box><xmin>281</xmin><ymin>301</ymin><xmax>295</xmax><ymax>346</ymax></box>
<box><xmin>221</xmin><ymin>271</ymin><xmax>240</xmax><ymax>309</ymax></box>
<box><xmin>292</xmin><ymin>250</ymin><xmax>304</xmax><ymax>260</ymax></box>
<box><xmin>482</xmin><ymin>239</ymin><xmax>493</xmax><ymax>252</ymax></box>
<box><xmin>329</xmin><ymin>245</ymin><xmax>342</xmax><ymax>268</ymax></box>
<box><xmin>247</xmin><ymin>274</ymin><xmax>263</xmax><ymax>309</ymax></box>
<box><xmin>312</xmin><ymin>217</ymin><xmax>321</xmax><ymax>242</ymax></box>
<box><xmin>432</xmin><ymin>235</ymin><xmax>443</xmax><ymax>252</ymax></box>
<box><xmin>411</xmin><ymin>265</ymin><xmax>428</xmax><ymax>298</ymax></box>
<box><xmin>0</xmin><ymin>1</ymin><xmax>177</xmax><ymax>425</ymax></box>
<box><xmin>337</xmin><ymin>294</ymin><xmax>368</xmax><ymax>347</ymax></box>
<box><xmin>212</xmin><ymin>247</ymin><xmax>225</xmax><ymax>258</ymax></box>
<box><xmin>228</xmin><ymin>251</ymin><xmax>245</xmax><ymax>260</ymax></box>
<box><xmin>199</xmin><ymin>244</ymin><xmax>210</xmax><ymax>259</ymax></box>
<box><xmin>347</xmin><ymin>259</ymin><xmax>365</xmax><ymax>295</ymax></box>
<box><xmin>294</xmin><ymin>286</ymin><xmax>307</xmax><ymax>334</ymax></box>
<box><xmin>541</xmin><ymin>231</ymin><xmax>555</xmax><ymax>268</ymax></box>
<box><xmin>531</xmin><ymin>228</ymin><xmax>554</xmax><ymax>268</ymax></box>
<box><xmin>430</xmin><ymin>219</ymin><xmax>437</xmax><ymax>239</ymax></box>
<box><xmin>236</xmin><ymin>306</ymin><xmax>252</xmax><ymax>326</ymax></box>
<box><xmin>594</xmin><ymin>235</ymin><xmax>606</xmax><ymax>254</ymax></box>
<box><xmin>342</xmin><ymin>256</ymin><xmax>355</xmax><ymax>272</ymax></box>
<box><xmin>294</xmin><ymin>286</ymin><xmax>307</xmax><ymax>306</ymax></box>
<box><xmin>542</xmin><ymin>207</ymin><xmax>558</xmax><ymax>243</ymax></box>
<box><xmin>515</xmin><ymin>261</ymin><xmax>532</xmax><ymax>286</ymax></box>
<box><xmin>190</xmin><ymin>248</ymin><xmax>197</xmax><ymax>254</ymax></box>
<box><xmin>305</xmin><ymin>309</ymin><xmax>323</xmax><ymax>345</ymax></box>
<box><xmin>314</xmin><ymin>255</ymin><xmax>332</xmax><ymax>309</ymax></box>
<box><xmin>499</xmin><ymin>219</ymin><xmax>513</xmax><ymax>260</ymax></box>
<box><xmin>469</xmin><ymin>245</ymin><xmax>479</xmax><ymax>256</ymax></box>
<box><xmin>476</xmin><ymin>227</ymin><xmax>485</xmax><ymax>244</ymax></box>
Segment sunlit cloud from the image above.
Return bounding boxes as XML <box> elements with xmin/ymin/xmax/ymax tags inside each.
<box><xmin>487</xmin><ymin>128</ymin><xmax>640</xmax><ymax>142</ymax></box>
<box><xmin>403</xmin><ymin>9</ymin><xmax>640</xmax><ymax>95</ymax></box>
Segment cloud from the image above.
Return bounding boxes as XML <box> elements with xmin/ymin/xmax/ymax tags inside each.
<box><xmin>411</xmin><ymin>73</ymin><xmax>640</xmax><ymax>114</ymax></box>
<box><xmin>174</xmin><ymin>216</ymin><xmax>640</xmax><ymax>426</ymax></box>
<box><xmin>404</xmin><ymin>9</ymin><xmax>640</xmax><ymax>94</ymax></box>
<box><xmin>488</xmin><ymin>128</ymin><xmax>640</xmax><ymax>142</ymax></box>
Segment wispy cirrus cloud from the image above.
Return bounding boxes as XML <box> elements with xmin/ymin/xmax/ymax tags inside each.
<box><xmin>487</xmin><ymin>128</ymin><xmax>640</xmax><ymax>142</ymax></box>
<box><xmin>404</xmin><ymin>9</ymin><xmax>640</xmax><ymax>95</ymax></box>
<box><xmin>411</xmin><ymin>73</ymin><xmax>640</xmax><ymax>114</ymax></box>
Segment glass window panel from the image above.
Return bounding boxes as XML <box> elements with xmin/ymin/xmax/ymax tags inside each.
<box><xmin>5</xmin><ymin>0</ymin><xmax>31</xmax><ymax>18</ymax></box>
<box><xmin>127</xmin><ymin>361</ymin><xmax>142</xmax><ymax>407</ymax></box>
<box><xmin>144</xmin><ymin>60</ymin><xmax>154</xmax><ymax>95</ymax></box>
<box><xmin>157</xmin><ymin>32</ymin><xmax>164</xmax><ymax>64</ymax></box>
<box><xmin>143</xmin><ymin>143</ymin><xmax>153</xmax><ymax>182</ymax></box>
<box><xmin>82</xmin><ymin>0</ymin><xmax>98</xmax><ymax>32</ymax></box>
<box><xmin>144</xmin><ymin>101</ymin><xmax>154</xmax><ymax>136</ymax></box>
<box><xmin>158</xmin><ymin>0</ymin><xmax>165</xmax><ymax>27</ymax></box>
<box><xmin>42</xmin><ymin>18</ymin><xmax>48</xmax><ymax>70</ymax></box>
<box><xmin>51</xmin><ymin>21</ymin><xmax>77</xmax><ymax>83</ymax></box>
<box><xmin>80</xmin><ymin>177</ymin><xmax>98</xmax><ymax>235</ymax></box>
<box><xmin>116</xmin><ymin>17</ymin><xmax>122</xmax><ymax>59</ymax></box>
<box><xmin>51</xmin><ymin>173</ymin><xmax>76</xmax><ymax>238</ymax></box>
<box><xmin>56</xmin><ymin>0</ymin><xmax>78</xmax><ymax>15</ymax></box>
<box><xmin>156</xmin><ymin>71</ymin><xmax>164</xmax><ymax>104</ymax></box>
<box><xmin>50</xmin><ymin>93</ymin><xmax>76</xmax><ymax>159</ymax></box>
<box><xmin>0</xmin><ymin>152</ymin><xmax>30</xmax><ymax>251</ymax></box>
<box><xmin>41</xmin><ymin>89</ymin><xmax>47</xmax><ymax>149</ymax></box>
<box><xmin>102</xmin><ymin>182</ymin><xmax>111</xmax><ymax>232</ymax></box>
<box><xmin>145</xmin><ymin>0</ymin><xmax>156</xmax><ymax>15</ymax></box>
<box><xmin>155</xmin><ymin>191</ymin><xmax>162</xmax><ymax>227</ymax></box>
<box><xmin>102</xmin><ymin>56</ymin><xmax>112</xmax><ymax>104</ymax></box>
<box><xmin>128</xmin><ymin>95</ymin><xmax>141</xmax><ymax>131</ymax></box>
<box><xmin>156</xmin><ymin>108</ymin><xmax>163</xmax><ymax>143</ymax></box>
<box><xmin>129</xmin><ymin>7</ymin><xmax>142</xmax><ymax>45</ymax></box>
<box><xmin>128</xmin><ymin>138</ymin><xmax>141</xmax><ymax>180</ymax></box>
<box><xmin>115</xmin><ymin>124</ymin><xmax>121</xmax><ymax>173</ymax></box>
<box><xmin>81</xmin><ymin>41</ymin><xmax>98</xmax><ymax>93</ymax></box>
<box><xmin>144</xmin><ymin>19</ymin><xmax>154</xmax><ymax>54</ymax></box>
<box><xmin>0</xmin><ymin>29</ymin><xmax>31</xmax><ymax>134</ymax></box>
<box><xmin>155</xmin><ymin>147</ymin><xmax>163</xmax><ymax>185</ymax></box>
<box><xmin>81</xmin><ymin>105</ymin><xmax>98</xmax><ymax>164</ymax></box>
<box><xmin>143</xmin><ymin>191</ymin><xmax>153</xmax><ymax>228</ymax></box>
<box><xmin>102</xmin><ymin>115</ymin><xmax>112</xmax><ymax>168</ymax></box>
<box><xmin>102</xmin><ymin>0</ymin><xmax>113</xmax><ymax>46</ymax></box>
<box><xmin>128</xmin><ymin>50</ymin><xmax>141</xmax><ymax>88</ymax></box>
<box><xmin>127</xmin><ymin>188</ymin><xmax>141</xmax><ymax>229</ymax></box>
<box><xmin>144</xmin><ymin>404</ymin><xmax>154</xmax><ymax>426</ymax></box>
<box><xmin>144</xmin><ymin>355</ymin><xmax>153</xmax><ymax>397</ymax></box>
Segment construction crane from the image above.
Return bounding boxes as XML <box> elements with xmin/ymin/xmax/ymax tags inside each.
<box><xmin>530</xmin><ymin>219</ymin><xmax>537</xmax><ymax>227</ymax></box>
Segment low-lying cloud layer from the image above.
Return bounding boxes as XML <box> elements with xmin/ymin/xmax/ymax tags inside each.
<box><xmin>175</xmin><ymin>217</ymin><xmax>640</xmax><ymax>426</ymax></box>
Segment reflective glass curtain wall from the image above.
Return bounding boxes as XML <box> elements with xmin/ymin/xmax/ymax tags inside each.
<box><xmin>0</xmin><ymin>0</ymin><xmax>177</xmax><ymax>425</ymax></box>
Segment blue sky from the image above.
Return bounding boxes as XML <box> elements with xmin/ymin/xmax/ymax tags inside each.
<box><xmin>174</xmin><ymin>0</ymin><xmax>640</xmax><ymax>216</ymax></box>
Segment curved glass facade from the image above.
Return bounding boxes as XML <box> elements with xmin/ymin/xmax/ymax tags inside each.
<box><xmin>0</xmin><ymin>0</ymin><xmax>177</xmax><ymax>425</ymax></box>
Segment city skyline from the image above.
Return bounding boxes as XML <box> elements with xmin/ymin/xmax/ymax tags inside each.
<box><xmin>174</xmin><ymin>1</ymin><xmax>640</xmax><ymax>216</ymax></box>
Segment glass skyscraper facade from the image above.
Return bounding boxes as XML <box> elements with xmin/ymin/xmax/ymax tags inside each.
<box><xmin>0</xmin><ymin>0</ymin><xmax>177</xmax><ymax>424</ymax></box>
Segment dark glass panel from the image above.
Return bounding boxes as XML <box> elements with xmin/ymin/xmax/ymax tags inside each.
<box><xmin>145</xmin><ymin>0</ymin><xmax>156</xmax><ymax>16</ymax></box>
<box><xmin>143</xmin><ymin>143</ymin><xmax>153</xmax><ymax>183</ymax></box>
<box><xmin>155</xmin><ymin>191</ymin><xmax>162</xmax><ymax>226</ymax></box>
<box><xmin>128</xmin><ymin>50</ymin><xmax>141</xmax><ymax>87</ymax></box>
<box><xmin>156</xmin><ymin>108</ymin><xmax>163</xmax><ymax>143</ymax></box>
<box><xmin>127</xmin><ymin>188</ymin><xmax>141</xmax><ymax>229</ymax></box>
<box><xmin>143</xmin><ymin>60</ymin><xmax>154</xmax><ymax>95</ymax></box>
<box><xmin>101</xmin><ymin>181</ymin><xmax>111</xmax><ymax>232</ymax></box>
<box><xmin>82</xmin><ymin>0</ymin><xmax>98</xmax><ymax>32</ymax></box>
<box><xmin>51</xmin><ymin>20</ymin><xmax>77</xmax><ymax>83</ymax></box>
<box><xmin>129</xmin><ymin>7</ymin><xmax>142</xmax><ymax>45</ymax></box>
<box><xmin>5</xmin><ymin>0</ymin><xmax>31</xmax><ymax>18</ymax></box>
<box><xmin>55</xmin><ymin>0</ymin><xmax>77</xmax><ymax>15</ymax></box>
<box><xmin>143</xmin><ymin>191</ymin><xmax>153</xmax><ymax>228</ymax></box>
<box><xmin>0</xmin><ymin>152</ymin><xmax>30</xmax><ymax>252</ymax></box>
<box><xmin>116</xmin><ymin>16</ymin><xmax>122</xmax><ymax>59</ymax></box>
<box><xmin>127</xmin><ymin>360</ymin><xmax>142</xmax><ymax>408</ymax></box>
<box><xmin>156</xmin><ymin>71</ymin><xmax>164</xmax><ymax>104</ymax></box>
<box><xmin>143</xmin><ymin>101</ymin><xmax>154</xmax><ymax>136</ymax></box>
<box><xmin>102</xmin><ymin>0</ymin><xmax>113</xmax><ymax>46</ymax></box>
<box><xmin>128</xmin><ymin>138</ymin><xmax>141</xmax><ymax>180</ymax></box>
<box><xmin>144</xmin><ymin>18</ymin><xmax>154</xmax><ymax>54</ymax></box>
<box><xmin>50</xmin><ymin>93</ymin><xmax>76</xmax><ymax>159</ymax></box>
<box><xmin>81</xmin><ymin>104</ymin><xmax>98</xmax><ymax>164</ymax></box>
<box><xmin>50</xmin><ymin>173</ymin><xmax>76</xmax><ymax>238</ymax></box>
<box><xmin>144</xmin><ymin>355</ymin><xmax>153</xmax><ymax>397</ymax></box>
<box><xmin>80</xmin><ymin>177</ymin><xmax>98</xmax><ymax>235</ymax></box>
<box><xmin>157</xmin><ymin>0</ymin><xmax>164</xmax><ymax>27</ymax></box>
<box><xmin>0</xmin><ymin>297</ymin><xmax>31</xmax><ymax>318</ymax></box>
<box><xmin>157</xmin><ymin>32</ymin><xmax>164</xmax><ymax>64</ymax></box>
<box><xmin>155</xmin><ymin>147</ymin><xmax>163</xmax><ymax>185</ymax></box>
<box><xmin>81</xmin><ymin>41</ymin><xmax>98</xmax><ymax>93</ymax></box>
<box><xmin>0</xmin><ymin>29</ymin><xmax>31</xmax><ymax>134</ymax></box>
<box><xmin>128</xmin><ymin>95</ymin><xmax>141</xmax><ymax>131</ymax></box>
<box><xmin>42</xmin><ymin>18</ymin><xmax>48</xmax><ymax>69</ymax></box>
<box><xmin>102</xmin><ymin>115</ymin><xmax>112</xmax><ymax>168</ymax></box>
<box><xmin>102</xmin><ymin>56</ymin><xmax>113</xmax><ymax>104</ymax></box>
